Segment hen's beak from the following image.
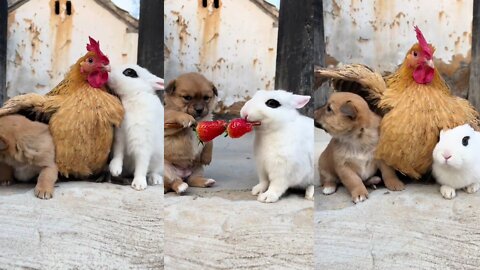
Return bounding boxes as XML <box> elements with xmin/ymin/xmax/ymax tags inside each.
<box><xmin>426</xmin><ymin>59</ymin><xmax>434</xmax><ymax>68</ymax></box>
<box><xmin>103</xmin><ymin>64</ymin><xmax>111</xmax><ymax>72</ymax></box>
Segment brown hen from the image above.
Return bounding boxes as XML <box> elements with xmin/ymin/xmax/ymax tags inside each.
<box><xmin>0</xmin><ymin>37</ymin><xmax>124</xmax><ymax>178</ymax></box>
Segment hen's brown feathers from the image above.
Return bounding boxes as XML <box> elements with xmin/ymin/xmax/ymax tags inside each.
<box><xmin>0</xmin><ymin>51</ymin><xmax>124</xmax><ymax>178</ymax></box>
<box><xmin>315</xmin><ymin>64</ymin><xmax>386</xmax><ymax>114</ymax></box>
<box><xmin>47</xmin><ymin>52</ymin><xmax>97</xmax><ymax>97</ymax></box>
<box><xmin>49</xmin><ymin>86</ymin><xmax>124</xmax><ymax>177</ymax></box>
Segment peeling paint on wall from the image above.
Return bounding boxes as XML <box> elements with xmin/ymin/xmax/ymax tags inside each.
<box><xmin>324</xmin><ymin>0</ymin><xmax>473</xmax><ymax>96</ymax></box>
<box><xmin>164</xmin><ymin>0</ymin><xmax>278</xmax><ymax>109</ymax></box>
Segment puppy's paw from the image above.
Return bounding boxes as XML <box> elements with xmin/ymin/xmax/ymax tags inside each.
<box><xmin>147</xmin><ymin>174</ymin><xmax>163</xmax><ymax>185</ymax></box>
<box><xmin>322</xmin><ymin>185</ymin><xmax>337</xmax><ymax>195</ymax></box>
<box><xmin>175</xmin><ymin>182</ymin><xmax>189</xmax><ymax>194</ymax></box>
<box><xmin>0</xmin><ymin>178</ymin><xmax>13</xmax><ymax>186</ymax></box>
<box><xmin>464</xmin><ymin>183</ymin><xmax>480</xmax><ymax>194</ymax></box>
<box><xmin>351</xmin><ymin>186</ymin><xmax>368</xmax><ymax>204</ymax></box>
<box><xmin>131</xmin><ymin>177</ymin><xmax>148</xmax><ymax>191</ymax></box>
<box><xmin>204</xmin><ymin>178</ymin><xmax>216</xmax><ymax>187</ymax></box>
<box><xmin>305</xmin><ymin>185</ymin><xmax>314</xmax><ymax>201</ymax></box>
<box><xmin>34</xmin><ymin>185</ymin><xmax>54</xmax><ymax>200</ymax></box>
<box><xmin>176</xmin><ymin>114</ymin><xmax>196</xmax><ymax>128</ymax></box>
<box><xmin>252</xmin><ymin>182</ymin><xmax>268</xmax><ymax>196</ymax></box>
<box><xmin>257</xmin><ymin>190</ymin><xmax>280</xmax><ymax>203</ymax></box>
<box><xmin>440</xmin><ymin>185</ymin><xmax>456</xmax><ymax>199</ymax></box>
<box><xmin>384</xmin><ymin>176</ymin><xmax>405</xmax><ymax>191</ymax></box>
<box><xmin>109</xmin><ymin>158</ymin><xmax>123</xmax><ymax>177</ymax></box>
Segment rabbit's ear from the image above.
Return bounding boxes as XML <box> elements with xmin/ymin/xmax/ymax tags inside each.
<box><xmin>292</xmin><ymin>94</ymin><xmax>311</xmax><ymax>109</ymax></box>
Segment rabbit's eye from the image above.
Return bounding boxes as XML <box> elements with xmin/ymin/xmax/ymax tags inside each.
<box><xmin>327</xmin><ymin>104</ymin><xmax>332</xmax><ymax>112</ymax></box>
<box><xmin>462</xmin><ymin>136</ymin><xmax>470</xmax><ymax>146</ymax></box>
<box><xmin>123</xmin><ymin>68</ymin><xmax>138</xmax><ymax>78</ymax></box>
<box><xmin>265</xmin><ymin>99</ymin><xmax>281</xmax><ymax>108</ymax></box>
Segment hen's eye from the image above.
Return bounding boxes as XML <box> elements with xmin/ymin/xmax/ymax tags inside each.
<box><xmin>87</xmin><ymin>58</ymin><xmax>94</xmax><ymax>64</ymax></box>
<box><xmin>462</xmin><ymin>136</ymin><xmax>470</xmax><ymax>146</ymax></box>
<box><xmin>122</xmin><ymin>68</ymin><xmax>138</xmax><ymax>78</ymax></box>
<box><xmin>183</xmin><ymin>96</ymin><xmax>192</xmax><ymax>101</ymax></box>
<box><xmin>413</xmin><ymin>51</ymin><xmax>418</xmax><ymax>57</ymax></box>
<box><xmin>265</xmin><ymin>99</ymin><xmax>281</xmax><ymax>108</ymax></box>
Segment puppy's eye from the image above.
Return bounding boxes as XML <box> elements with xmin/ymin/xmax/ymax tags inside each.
<box><xmin>87</xmin><ymin>58</ymin><xmax>94</xmax><ymax>64</ymax></box>
<box><xmin>327</xmin><ymin>104</ymin><xmax>332</xmax><ymax>112</ymax></box>
<box><xmin>265</xmin><ymin>99</ymin><xmax>280</xmax><ymax>108</ymax></box>
<box><xmin>183</xmin><ymin>96</ymin><xmax>192</xmax><ymax>101</ymax></box>
<box><xmin>203</xmin><ymin>96</ymin><xmax>210</xmax><ymax>101</ymax></box>
<box><xmin>123</xmin><ymin>68</ymin><xmax>138</xmax><ymax>78</ymax></box>
<box><xmin>462</xmin><ymin>136</ymin><xmax>470</xmax><ymax>146</ymax></box>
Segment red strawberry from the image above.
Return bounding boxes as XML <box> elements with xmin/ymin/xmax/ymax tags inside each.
<box><xmin>195</xmin><ymin>120</ymin><xmax>227</xmax><ymax>142</ymax></box>
<box><xmin>226</xmin><ymin>118</ymin><xmax>261</xmax><ymax>138</ymax></box>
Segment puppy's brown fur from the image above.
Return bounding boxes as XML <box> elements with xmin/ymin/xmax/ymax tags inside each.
<box><xmin>164</xmin><ymin>72</ymin><xmax>217</xmax><ymax>194</ymax></box>
<box><xmin>0</xmin><ymin>115</ymin><xmax>58</xmax><ymax>199</ymax></box>
<box><xmin>314</xmin><ymin>92</ymin><xmax>404</xmax><ymax>203</ymax></box>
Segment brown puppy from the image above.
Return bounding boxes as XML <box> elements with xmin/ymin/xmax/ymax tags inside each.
<box><xmin>163</xmin><ymin>72</ymin><xmax>217</xmax><ymax>194</ymax></box>
<box><xmin>0</xmin><ymin>115</ymin><xmax>58</xmax><ymax>199</ymax></box>
<box><xmin>314</xmin><ymin>92</ymin><xmax>404</xmax><ymax>203</ymax></box>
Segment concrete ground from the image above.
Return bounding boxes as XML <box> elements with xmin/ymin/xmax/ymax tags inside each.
<box><xmin>0</xmin><ymin>181</ymin><xmax>164</xmax><ymax>269</ymax></box>
<box><xmin>314</xmin><ymin>129</ymin><xmax>480</xmax><ymax>270</ymax></box>
<box><xmin>164</xmin><ymin>132</ymin><xmax>314</xmax><ymax>270</ymax></box>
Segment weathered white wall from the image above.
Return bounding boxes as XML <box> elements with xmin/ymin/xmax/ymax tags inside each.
<box><xmin>7</xmin><ymin>0</ymin><xmax>138</xmax><ymax>97</ymax></box>
<box><xmin>324</xmin><ymin>0</ymin><xmax>473</xmax><ymax>71</ymax></box>
<box><xmin>164</xmin><ymin>0</ymin><xmax>278</xmax><ymax>109</ymax></box>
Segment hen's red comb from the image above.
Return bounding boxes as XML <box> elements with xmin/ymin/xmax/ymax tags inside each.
<box><xmin>86</xmin><ymin>36</ymin><xmax>109</xmax><ymax>64</ymax></box>
<box><xmin>414</xmin><ymin>26</ymin><xmax>432</xmax><ymax>59</ymax></box>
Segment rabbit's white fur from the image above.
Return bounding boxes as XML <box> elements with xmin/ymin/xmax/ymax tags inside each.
<box><xmin>108</xmin><ymin>64</ymin><xmax>164</xmax><ymax>190</ymax></box>
<box><xmin>432</xmin><ymin>124</ymin><xmax>480</xmax><ymax>199</ymax></box>
<box><xmin>240</xmin><ymin>90</ymin><xmax>315</xmax><ymax>203</ymax></box>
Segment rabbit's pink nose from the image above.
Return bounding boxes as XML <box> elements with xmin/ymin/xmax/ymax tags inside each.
<box><xmin>442</xmin><ymin>153</ymin><xmax>452</xmax><ymax>160</ymax></box>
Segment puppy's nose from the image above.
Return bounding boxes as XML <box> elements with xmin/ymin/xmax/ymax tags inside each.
<box><xmin>314</xmin><ymin>121</ymin><xmax>324</xmax><ymax>130</ymax></box>
<box><xmin>195</xmin><ymin>108</ymin><xmax>204</xmax><ymax>116</ymax></box>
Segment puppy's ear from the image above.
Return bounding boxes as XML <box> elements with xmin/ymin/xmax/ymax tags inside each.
<box><xmin>211</xmin><ymin>83</ymin><xmax>218</xmax><ymax>96</ymax></box>
<box><xmin>340</xmin><ymin>101</ymin><xmax>357</xmax><ymax>120</ymax></box>
<box><xmin>0</xmin><ymin>136</ymin><xmax>8</xmax><ymax>151</ymax></box>
<box><xmin>165</xmin><ymin>79</ymin><xmax>176</xmax><ymax>94</ymax></box>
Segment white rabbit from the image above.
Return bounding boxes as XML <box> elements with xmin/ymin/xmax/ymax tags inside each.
<box><xmin>240</xmin><ymin>89</ymin><xmax>315</xmax><ymax>203</ymax></box>
<box><xmin>107</xmin><ymin>64</ymin><xmax>164</xmax><ymax>190</ymax></box>
<box><xmin>432</xmin><ymin>124</ymin><xmax>480</xmax><ymax>199</ymax></box>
